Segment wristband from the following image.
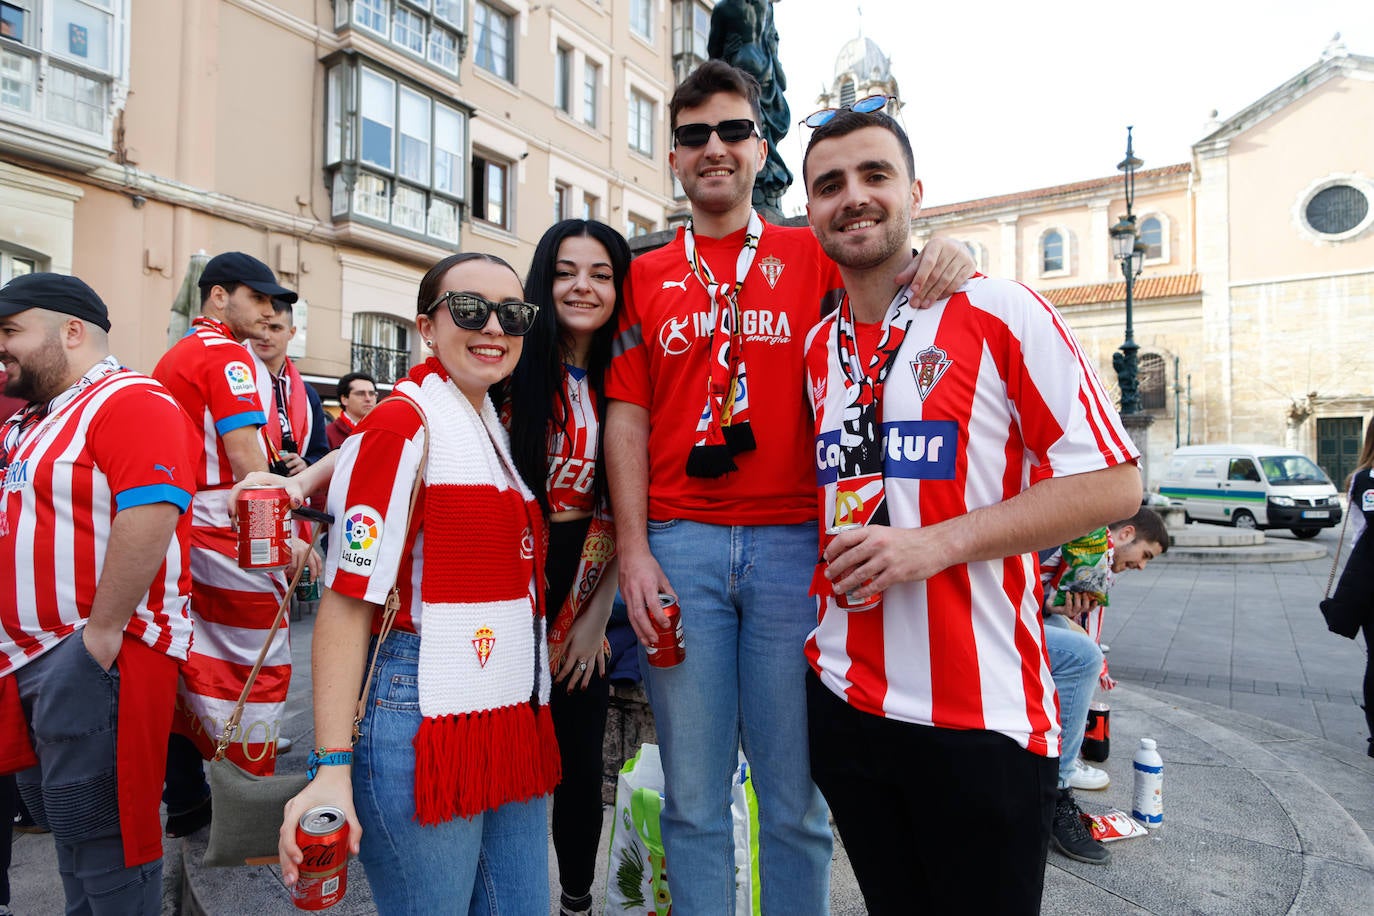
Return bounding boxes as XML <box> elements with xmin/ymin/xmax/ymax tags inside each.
<box><xmin>306</xmin><ymin>747</ymin><xmax>354</xmax><ymax>781</ymax></box>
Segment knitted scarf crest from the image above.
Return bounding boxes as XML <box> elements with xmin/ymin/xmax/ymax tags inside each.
<box><xmin>393</xmin><ymin>359</ymin><xmax>561</xmax><ymax>824</ymax></box>
<box><xmin>683</xmin><ymin>209</ymin><xmax>764</xmax><ymax>477</ymax></box>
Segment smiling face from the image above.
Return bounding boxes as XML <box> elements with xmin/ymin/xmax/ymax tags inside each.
<box><xmin>551</xmin><ymin>234</ymin><xmax>617</xmax><ymax>360</ymax></box>
<box><xmin>669</xmin><ymin>92</ymin><xmax>767</xmax><ymax>232</ymax></box>
<box><xmin>0</xmin><ymin>309</ymin><xmax>72</xmax><ymax>403</ymax></box>
<box><xmin>805</xmin><ymin>125</ymin><xmax>923</xmax><ymax>272</ymax></box>
<box><xmin>417</xmin><ymin>259</ymin><xmax>526</xmax><ymax>410</ymax></box>
<box><xmin>1111</xmin><ymin>529</ymin><xmax>1162</xmax><ymax>573</ymax></box>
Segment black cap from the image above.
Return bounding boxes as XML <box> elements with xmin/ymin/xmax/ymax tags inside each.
<box><xmin>0</xmin><ymin>272</ymin><xmax>111</xmax><ymax>332</ymax></box>
<box><xmin>198</xmin><ymin>251</ymin><xmax>298</xmax><ymax>303</ymax></box>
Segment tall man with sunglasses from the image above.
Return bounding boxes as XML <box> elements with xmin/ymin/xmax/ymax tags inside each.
<box><xmin>604</xmin><ymin>60</ymin><xmax>972</xmax><ymax>913</ymax></box>
<box><xmin>800</xmin><ymin>107</ymin><xmax>1141</xmax><ymax>913</ymax></box>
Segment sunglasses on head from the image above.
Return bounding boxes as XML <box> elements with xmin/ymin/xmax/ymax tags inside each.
<box><xmin>672</xmin><ymin>118</ymin><xmax>757</xmax><ymax>148</ymax></box>
<box><xmin>427</xmin><ymin>291</ymin><xmax>539</xmax><ymax>336</ymax></box>
<box><xmin>801</xmin><ymin>94</ymin><xmax>893</xmax><ymax>129</ymax></box>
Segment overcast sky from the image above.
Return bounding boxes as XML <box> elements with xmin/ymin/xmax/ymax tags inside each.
<box><xmin>769</xmin><ymin>0</ymin><xmax>1372</xmax><ymax>213</ymax></box>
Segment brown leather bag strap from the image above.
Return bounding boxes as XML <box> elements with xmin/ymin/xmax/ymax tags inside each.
<box><xmin>1325</xmin><ymin>497</ymin><xmax>1353</xmax><ymax>599</ymax></box>
<box><xmin>215</xmin><ymin>521</ymin><xmax>323</xmax><ymax>761</ymax></box>
<box><xmin>352</xmin><ymin>395</ymin><xmax>429</xmax><ymax>744</ymax></box>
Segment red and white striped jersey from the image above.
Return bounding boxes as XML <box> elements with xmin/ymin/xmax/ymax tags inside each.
<box><xmin>803</xmin><ymin>276</ymin><xmax>1138</xmax><ymax>756</ymax></box>
<box><xmin>323</xmin><ymin>398</ymin><xmax>427</xmax><ymax>633</ymax></box>
<box><xmin>546</xmin><ymin>366</ymin><xmax>598</xmax><ymax>514</ymax></box>
<box><xmin>152</xmin><ymin>316</ymin><xmax>267</xmax><ymax>490</ymax></box>
<box><xmin>0</xmin><ymin>367</ymin><xmax>197</xmax><ymax>675</ymax></box>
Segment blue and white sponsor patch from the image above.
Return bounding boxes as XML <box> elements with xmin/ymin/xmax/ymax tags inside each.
<box><xmin>224</xmin><ymin>361</ymin><xmax>257</xmax><ymax>396</ymax></box>
<box><xmin>1362</xmin><ymin>489</ymin><xmax>1374</xmax><ymax>513</ymax></box>
<box><xmin>816</xmin><ymin>420</ymin><xmax>959</xmax><ymax>485</ymax></box>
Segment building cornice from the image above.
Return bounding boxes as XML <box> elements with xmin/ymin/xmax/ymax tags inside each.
<box><xmin>917</xmin><ymin>165</ymin><xmax>1191</xmax><ymax>227</ymax></box>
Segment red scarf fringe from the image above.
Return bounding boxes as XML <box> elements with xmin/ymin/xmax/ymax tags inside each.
<box><xmin>412</xmin><ymin>701</ymin><xmax>562</xmax><ymax>825</ymax></box>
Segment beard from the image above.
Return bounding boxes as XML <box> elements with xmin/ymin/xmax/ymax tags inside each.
<box><xmin>817</xmin><ymin>208</ymin><xmax>910</xmax><ymax>270</ymax></box>
<box><xmin>4</xmin><ymin>332</ymin><xmax>68</xmax><ymax>403</ymax></box>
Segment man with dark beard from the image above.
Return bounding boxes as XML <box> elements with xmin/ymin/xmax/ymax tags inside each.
<box><xmin>800</xmin><ymin>109</ymin><xmax>1142</xmax><ymax>914</ymax></box>
<box><xmin>0</xmin><ymin>273</ymin><xmax>197</xmax><ymax>914</ymax></box>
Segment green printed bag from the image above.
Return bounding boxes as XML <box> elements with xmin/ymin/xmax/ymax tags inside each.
<box><xmin>604</xmin><ymin>744</ymin><xmax>761</xmax><ymax>914</ymax></box>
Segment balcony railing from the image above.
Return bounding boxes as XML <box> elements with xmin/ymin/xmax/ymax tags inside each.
<box><xmin>351</xmin><ymin>342</ymin><xmax>412</xmax><ymax>385</ymax></box>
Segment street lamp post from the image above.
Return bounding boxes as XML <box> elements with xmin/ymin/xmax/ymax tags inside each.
<box><xmin>1110</xmin><ymin>127</ymin><xmax>1146</xmax><ymax>415</ymax></box>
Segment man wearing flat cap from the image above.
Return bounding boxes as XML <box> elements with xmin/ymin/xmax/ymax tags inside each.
<box><xmin>0</xmin><ymin>273</ymin><xmax>199</xmax><ymax>913</ymax></box>
<box><xmin>152</xmin><ymin>251</ymin><xmax>303</xmax><ymax>836</ymax></box>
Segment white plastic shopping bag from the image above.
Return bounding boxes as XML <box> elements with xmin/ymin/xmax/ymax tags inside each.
<box><xmin>604</xmin><ymin>744</ymin><xmax>760</xmax><ymax>915</ymax></box>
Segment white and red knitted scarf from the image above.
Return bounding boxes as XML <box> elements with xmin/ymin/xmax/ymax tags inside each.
<box><xmin>393</xmin><ymin>359</ymin><xmax>561</xmax><ymax>824</ymax></box>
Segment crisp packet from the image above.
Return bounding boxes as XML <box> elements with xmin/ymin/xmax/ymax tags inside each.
<box><xmin>1050</xmin><ymin>526</ymin><xmax>1111</xmax><ymax>607</ymax></box>
<box><xmin>1083</xmin><ymin>809</ymin><xmax>1149</xmax><ymax>843</ymax></box>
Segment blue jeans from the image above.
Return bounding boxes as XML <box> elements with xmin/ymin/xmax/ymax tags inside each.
<box><xmin>352</xmin><ymin>631</ymin><xmax>549</xmax><ymax>914</ymax></box>
<box><xmin>643</xmin><ymin>519</ymin><xmax>831</xmax><ymax>915</ymax></box>
<box><xmin>1043</xmin><ymin>616</ymin><xmax>1102</xmax><ymax>788</ymax></box>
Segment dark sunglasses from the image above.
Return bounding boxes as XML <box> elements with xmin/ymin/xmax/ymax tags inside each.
<box><xmin>672</xmin><ymin>118</ymin><xmax>757</xmax><ymax>148</ymax></box>
<box><xmin>427</xmin><ymin>291</ymin><xmax>539</xmax><ymax>336</ymax></box>
<box><xmin>801</xmin><ymin>94</ymin><xmax>893</xmax><ymax>129</ymax></box>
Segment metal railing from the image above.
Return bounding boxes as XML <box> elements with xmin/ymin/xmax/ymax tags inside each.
<box><xmin>351</xmin><ymin>343</ymin><xmax>412</xmax><ymax>386</ymax></box>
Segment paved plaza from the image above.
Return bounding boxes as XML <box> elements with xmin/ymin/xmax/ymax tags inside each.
<box><xmin>7</xmin><ymin>523</ymin><xmax>1374</xmax><ymax>914</ymax></box>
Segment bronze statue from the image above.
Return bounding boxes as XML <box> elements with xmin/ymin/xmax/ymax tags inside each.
<box><xmin>708</xmin><ymin>0</ymin><xmax>791</xmax><ymax>218</ymax></box>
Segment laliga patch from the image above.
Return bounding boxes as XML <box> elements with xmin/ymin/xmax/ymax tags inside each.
<box><xmin>338</xmin><ymin>505</ymin><xmax>383</xmax><ymax>573</ymax></box>
<box><xmin>910</xmin><ymin>345</ymin><xmax>952</xmax><ymax>401</ymax></box>
<box><xmin>472</xmin><ymin>626</ymin><xmax>495</xmax><ymax>668</ymax></box>
<box><xmin>757</xmin><ymin>255</ymin><xmax>785</xmax><ymax>289</ymax></box>
<box><xmin>1363</xmin><ymin>490</ymin><xmax>1374</xmax><ymax>513</ymax></box>
<box><xmin>224</xmin><ymin>361</ymin><xmax>257</xmax><ymax>396</ymax></box>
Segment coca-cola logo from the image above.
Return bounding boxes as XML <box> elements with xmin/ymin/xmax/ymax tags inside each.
<box><xmin>300</xmin><ymin>843</ymin><xmax>343</xmax><ymax>870</ymax></box>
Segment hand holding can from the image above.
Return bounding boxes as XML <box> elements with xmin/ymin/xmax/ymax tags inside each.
<box><xmin>645</xmin><ymin>593</ymin><xmax>685</xmax><ymax>668</ymax></box>
<box><xmin>825</xmin><ymin>523</ymin><xmax>882</xmax><ymax>611</ymax></box>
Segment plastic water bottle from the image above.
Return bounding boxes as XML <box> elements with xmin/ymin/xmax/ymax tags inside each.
<box><xmin>1131</xmin><ymin>738</ymin><xmax>1164</xmax><ymax>827</ymax></box>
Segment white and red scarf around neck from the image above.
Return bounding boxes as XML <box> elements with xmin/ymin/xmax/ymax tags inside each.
<box><xmin>392</xmin><ymin>359</ymin><xmax>561</xmax><ymax>823</ymax></box>
<box><xmin>261</xmin><ymin>357</ymin><xmax>310</xmax><ymax>457</ymax></box>
<box><xmin>810</xmin><ymin>290</ymin><xmax>915</xmax><ymax>605</ymax></box>
<box><xmin>683</xmin><ymin>208</ymin><xmax>763</xmax><ymax>477</ymax></box>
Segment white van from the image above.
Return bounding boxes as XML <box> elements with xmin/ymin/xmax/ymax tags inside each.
<box><xmin>1158</xmin><ymin>444</ymin><xmax>1343</xmax><ymax>538</ymax></box>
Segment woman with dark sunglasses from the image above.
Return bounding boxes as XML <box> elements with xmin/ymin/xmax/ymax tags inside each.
<box><xmin>494</xmin><ymin>219</ymin><xmax>631</xmax><ymax>916</ymax></box>
<box><xmin>274</xmin><ymin>251</ymin><xmax>560</xmax><ymax>913</ymax></box>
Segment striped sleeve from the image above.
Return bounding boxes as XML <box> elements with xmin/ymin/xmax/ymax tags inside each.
<box><xmin>200</xmin><ymin>340</ymin><xmax>267</xmax><ymax>435</ymax></box>
<box><xmin>86</xmin><ymin>387</ymin><xmax>197</xmax><ymax>513</ymax></box>
<box><xmin>323</xmin><ymin>401</ymin><xmax>425</xmax><ymax>605</ymax></box>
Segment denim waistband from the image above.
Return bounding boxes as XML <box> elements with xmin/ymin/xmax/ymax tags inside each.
<box><xmin>371</xmin><ymin>629</ymin><xmax>420</xmax><ymax>663</ymax></box>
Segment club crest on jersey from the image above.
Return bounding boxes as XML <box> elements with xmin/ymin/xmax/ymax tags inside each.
<box><xmin>757</xmin><ymin>255</ymin><xmax>784</xmax><ymax>289</ymax></box>
<box><xmin>224</xmin><ymin>361</ymin><xmax>257</xmax><ymax>397</ymax></box>
<box><xmin>339</xmin><ymin>505</ymin><xmax>382</xmax><ymax>573</ymax></box>
<box><xmin>520</xmin><ymin>527</ymin><xmax>534</xmax><ymax>560</ymax></box>
<box><xmin>472</xmin><ymin>626</ymin><xmax>495</xmax><ymax>668</ymax></box>
<box><xmin>910</xmin><ymin>346</ymin><xmax>952</xmax><ymax>401</ymax></box>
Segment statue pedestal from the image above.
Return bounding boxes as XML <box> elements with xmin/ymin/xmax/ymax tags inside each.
<box><xmin>1122</xmin><ymin>413</ymin><xmax>1156</xmax><ymax>499</ymax></box>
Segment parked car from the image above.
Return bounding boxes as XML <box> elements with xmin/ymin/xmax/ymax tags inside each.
<box><xmin>1157</xmin><ymin>444</ymin><xmax>1343</xmax><ymax>538</ymax></box>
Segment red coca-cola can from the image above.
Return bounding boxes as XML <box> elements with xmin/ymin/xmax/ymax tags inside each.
<box><xmin>292</xmin><ymin>805</ymin><xmax>349</xmax><ymax>910</ymax></box>
<box><xmin>645</xmin><ymin>593</ymin><xmax>685</xmax><ymax>669</ymax></box>
<box><xmin>825</xmin><ymin>523</ymin><xmax>882</xmax><ymax>611</ymax></box>
<box><xmin>237</xmin><ymin>486</ymin><xmax>292</xmax><ymax>571</ymax></box>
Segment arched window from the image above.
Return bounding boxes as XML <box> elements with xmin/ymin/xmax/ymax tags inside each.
<box><xmin>838</xmin><ymin>78</ymin><xmax>856</xmax><ymax>108</ymax></box>
<box><xmin>1140</xmin><ymin>217</ymin><xmax>1163</xmax><ymax>260</ymax></box>
<box><xmin>352</xmin><ymin>313</ymin><xmax>414</xmax><ymax>384</ymax></box>
<box><xmin>1139</xmin><ymin>352</ymin><xmax>1166</xmax><ymax>411</ymax></box>
<box><xmin>1041</xmin><ymin>230</ymin><xmax>1064</xmax><ymax>273</ymax></box>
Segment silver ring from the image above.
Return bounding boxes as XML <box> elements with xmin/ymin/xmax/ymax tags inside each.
<box><xmin>577</xmin><ymin>661</ymin><xmax>588</xmax><ymax>672</ymax></box>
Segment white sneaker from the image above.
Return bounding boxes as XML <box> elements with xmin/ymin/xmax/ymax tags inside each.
<box><xmin>1069</xmin><ymin>758</ymin><xmax>1110</xmax><ymax>790</ymax></box>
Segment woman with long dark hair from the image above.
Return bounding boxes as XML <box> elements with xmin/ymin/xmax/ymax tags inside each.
<box><xmin>1326</xmin><ymin>422</ymin><xmax>1374</xmax><ymax>758</ymax></box>
<box><xmin>499</xmin><ymin>219</ymin><xmax>630</xmax><ymax>916</ymax></box>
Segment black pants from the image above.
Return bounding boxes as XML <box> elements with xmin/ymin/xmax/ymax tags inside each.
<box><xmin>547</xmin><ymin>517</ymin><xmax>611</xmax><ymax>901</ymax></box>
<box><xmin>806</xmin><ymin>672</ymin><xmax>1057</xmax><ymax>915</ymax></box>
<box><xmin>0</xmin><ymin>774</ymin><xmax>15</xmax><ymax>905</ymax></box>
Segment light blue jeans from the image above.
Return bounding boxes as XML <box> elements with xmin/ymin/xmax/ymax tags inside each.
<box><xmin>352</xmin><ymin>631</ymin><xmax>549</xmax><ymax>914</ymax></box>
<box><xmin>1044</xmin><ymin>616</ymin><xmax>1103</xmax><ymax>789</ymax></box>
<box><xmin>643</xmin><ymin>519</ymin><xmax>831</xmax><ymax>915</ymax></box>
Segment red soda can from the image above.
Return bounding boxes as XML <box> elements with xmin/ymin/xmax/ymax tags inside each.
<box><xmin>237</xmin><ymin>486</ymin><xmax>292</xmax><ymax>571</ymax></box>
<box><xmin>292</xmin><ymin>805</ymin><xmax>349</xmax><ymax>910</ymax></box>
<box><xmin>825</xmin><ymin>523</ymin><xmax>882</xmax><ymax>611</ymax></box>
<box><xmin>645</xmin><ymin>593</ymin><xmax>685</xmax><ymax>669</ymax></box>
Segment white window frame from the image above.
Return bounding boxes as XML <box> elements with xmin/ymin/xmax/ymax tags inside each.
<box><xmin>629</xmin><ymin>0</ymin><xmax>653</xmax><ymax>42</ymax></box>
<box><xmin>548</xmin><ymin>17</ymin><xmax>608</xmax><ymax>131</ymax></box>
<box><xmin>342</xmin><ymin>0</ymin><xmax>463</xmax><ymax>77</ymax></box>
<box><xmin>0</xmin><ymin>0</ymin><xmax>130</xmax><ymax>150</ymax></box>
<box><xmin>472</xmin><ymin>149</ymin><xmax>512</xmax><ymax>230</ymax></box>
<box><xmin>326</xmin><ymin>60</ymin><xmax>467</xmax><ymax>246</ymax></box>
<box><xmin>1137</xmin><ymin>212</ymin><xmax>1170</xmax><ymax>265</ymax></box>
<box><xmin>628</xmin><ymin>89</ymin><xmax>653</xmax><ymax>156</ymax></box>
<box><xmin>474</xmin><ymin>0</ymin><xmax>514</xmax><ymax>82</ymax></box>
<box><xmin>554</xmin><ymin>43</ymin><xmax>571</xmax><ymax>114</ymax></box>
<box><xmin>1293</xmin><ymin>173</ymin><xmax>1374</xmax><ymax>245</ymax></box>
<box><xmin>1038</xmin><ymin>226</ymin><xmax>1071</xmax><ymax>278</ymax></box>
<box><xmin>623</xmin><ymin>68</ymin><xmax>664</xmax><ymax>161</ymax></box>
